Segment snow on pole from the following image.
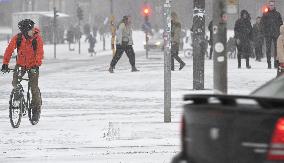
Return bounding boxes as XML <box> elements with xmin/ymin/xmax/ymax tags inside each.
<box><xmin>163</xmin><ymin>0</ymin><xmax>171</xmax><ymax>123</ymax></box>
<box><xmin>192</xmin><ymin>0</ymin><xmax>205</xmax><ymax>90</ymax></box>
<box><xmin>213</xmin><ymin>0</ymin><xmax>227</xmax><ymax>94</ymax></box>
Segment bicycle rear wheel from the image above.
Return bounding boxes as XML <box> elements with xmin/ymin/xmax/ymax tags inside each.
<box><xmin>9</xmin><ymin>90</ymin><xmax>23</xmax><ymax>128</ymax></box>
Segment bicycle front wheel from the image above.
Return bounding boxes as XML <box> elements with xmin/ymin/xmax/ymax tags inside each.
<box><xmin>9</xmin><ymin>90</ymin><xmax>23</xmax><ymax>128</ymax></box>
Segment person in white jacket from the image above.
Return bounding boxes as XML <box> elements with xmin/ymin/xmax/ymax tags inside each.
<box><xmin>108</xmin><ymin>15</ymin><xmax>139</xmax><ymax>73</ymax></box>
<box><xmin>277</xmin><ymin>25</ymin><xmax>284</xmax><ymax>76</ymax></box>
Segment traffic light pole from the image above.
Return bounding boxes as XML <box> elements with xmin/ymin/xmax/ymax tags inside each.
<box><xmin>53</xmin><ymin>7</ymin><xmax>57</xmax><ymax>59</ymax></box>
<box><xmin>213</xmin><ymin>0</ymin><xmax>227</xmax><ymax>94</ymax></box>
<box><xmin>146</xmin><ymin>28</ymin><xmax>149</xmax><ymax>59</ymax></box>
<box><xmin>192</xmin><ymin>0</ymin><xmax>205</xmax><ymax>90</ymax></box>
<box><xmin>79</xmin><ymin>20</ymin><xmax>81</xmax><ymax>54</ymax></box>
<box><xmin>163</xmin><ymin>0</ymin><xmax>171</xmax><ymax>123</ymax></box>
<box><xmin>77</xmin><ymin>6</ymin><xmax>83</xmax><ymax>55</ymax></box>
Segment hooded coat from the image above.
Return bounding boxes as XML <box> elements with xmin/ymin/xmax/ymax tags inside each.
<box><xmin>3</xmin><ymin>28</ymin><xmax>44</xmax><ymax>69</ymax></box>
<box><xmin>234</xmin><ymin>10</ymin><xmax>253</xmax><ymax>55</ymax></box>
<box><xmin>277</xmin><ymin>25</ymin><xmax>284</xmax><ymax>64</ymax></box>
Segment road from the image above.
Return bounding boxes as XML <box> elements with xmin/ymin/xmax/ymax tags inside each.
<box><xmin>0</xmin><ymin>50</ymin><xmax>277</xmax><ymax>163</ymax></box>
<box><xmin>0</xmin><ymin>51</ymin><xmax>182</xmax><ymax>163</ymax></box>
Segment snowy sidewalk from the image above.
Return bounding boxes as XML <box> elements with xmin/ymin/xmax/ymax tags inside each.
<box><xmin>0</xmin><ymin>49</ymin><xmax>277</xmax><ymax>163</ymax></box>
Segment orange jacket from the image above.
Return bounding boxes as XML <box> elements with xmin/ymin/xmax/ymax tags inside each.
<box><xmin>3</xmin><ymin>28</ymin><xmax>44</xmax><ymax>69</ymax></box>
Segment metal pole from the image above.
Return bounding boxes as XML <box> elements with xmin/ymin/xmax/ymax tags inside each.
<box><xmin>79</xmin><ymin>20</ymin><xmax>81</xmax><ymax>54</ymax></box>
<box><xmin>146</xmin><ymin>31</ymin><xmax>149</xmax><ymax>59</ymax></box>
<box><xmin>163</xmin><ymin>0</ymin><xmax>171</xmax><ymax>123</ymax></box>
<box><xmin>145</xmin><ymin>0</ymin><xmax>149</xmax><ymax>59</ymax></box>
<box><xmin>192</xmin><ymin>0</ymin><xmax>205</xmax><ymax>90</ymax></box>
<box><xmin>213</xmin><ymin>0</ymin><xmax>227</xmax><ymax>94</ymax></box>
<box><xmin>53</xmin><ymin>2</ymin><xmax>56</xmax><ymax>59</ymax></box>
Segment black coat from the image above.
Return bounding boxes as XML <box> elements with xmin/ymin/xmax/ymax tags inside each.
<box><xmin>252</xmin><ymin>23</ymin><xmax>264</xmax><ymax>46</ymax></box>
<box><xmin>208</xmin><ymin>20</ymin><xmax>213</xmax><ymax>45</ymax></box>
<box><xmin>261</xmin><ymin>9</ymin><xmax>283</xmax><ymax>38</ymax></box>
<box><xmin>234</xmin><ymin>17</ymin><xmax>253</xmax><ymax>54</ymax></box>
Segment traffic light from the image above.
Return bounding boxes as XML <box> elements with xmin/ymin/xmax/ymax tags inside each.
<box><xmin>77</xmin><ymin>6</ymin><xmax>83</xmax><ymax>21</ymax></box>
<box><xmin>53</xmin><ymin>7</ymin><xmax>59</xmax><ymax>18</ymax></box>
<box><xmin>262</xmin><ymin>5</ymin><xmax>269</xmax><ymax>14</ymax></box>
<box><xmin>143</xmin><ymin>7</ymin><xmax>150</xmax><ymax>16</ymax></box>
<box><xmin>53</xmin><ymin>7</ymin><xmax>59</xmax><ymax>26</ymax></box>
<box><xmin>142</xmin><ymin>5</ymin><xmax>151</xmax><ymax>18</ymax></box>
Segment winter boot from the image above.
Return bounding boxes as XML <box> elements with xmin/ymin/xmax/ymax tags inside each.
<box><xmin>31</xmin><ymin>103</ymin><xmax>41</xmax><ymax>123</ymax></box>
<box><xmin>131</xmin><ymin>66</ymin><xmax>139</xmax><ymax>72</ymax></box>
<box><xmin>246</xmin><ymin>59</ymin><xmax>251</xmax><ymax>69</ymax></box>
<box><xmin>108</xmin><ymin>67</ymin><xmax>114</xmax><ymax>73</ymax></box>
<box><xmin>268</xmin><ymin>62</ymin><xmax>272</xmax><ymax>69</ymax></box>
<box><xmin>275</xmin><ymin>60</ymin><xmax>279</xmax><ymax>69</ymax></box>
<box><xmin>179</xmin><ymin>62</ymin><xmax>186</xmax><ymax>70</ymax></box>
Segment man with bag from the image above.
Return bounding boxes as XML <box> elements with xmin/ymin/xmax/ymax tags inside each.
<box><xmin>108</xmin><ymin>15</ymin><xmax>139</xmax><ymax>73</ymax></box>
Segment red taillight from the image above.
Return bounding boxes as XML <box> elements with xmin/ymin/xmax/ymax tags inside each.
<box><xmin>267</xmin><ymin>117</ymin><xmax>284</xmax><ymax>160</ymax></box>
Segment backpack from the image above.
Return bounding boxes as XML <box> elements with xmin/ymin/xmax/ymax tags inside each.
<box><xmin>16</xmin><ymin>33</ymin><xmax>37</xmax><ymax>54</ymax></box>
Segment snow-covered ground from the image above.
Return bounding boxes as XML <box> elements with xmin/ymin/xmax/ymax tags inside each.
<box><xmin>0</xmin><ymin>30</ymin><xmax>277</xmax><ymax>163</ymax></box>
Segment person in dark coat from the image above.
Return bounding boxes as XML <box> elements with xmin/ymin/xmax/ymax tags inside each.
<box><xmin>261</xmin><ymin>0</ymin><xmax>283</xmax><ymax>68</ymax></box>
<box><xmin>234</xmin><ymin>10</ymin><xmax>253</xmax><ymax>69</ymax></box>
<box><xmin>208</xmin><ymin>20</ymin><xmax>213</xmax><ymax>60</ymax></box>
<box><xmin>67</xmin><ymin>26</ymin><xmax>75</xmax><ymax>51</ymax></box>
<box><xmin>171</xmin><ymin>12</ymin><xmax>185</xmax><ymax>71</ymax></box>
<box><xmin>86</xmin><ymin>33</ymin><xmax>96</xmax><ymax>56</ymax></box>
<box><xmin>253</xmin><ymin>17</ymin><xmax>264</xmax><ymax>62</ymax></box>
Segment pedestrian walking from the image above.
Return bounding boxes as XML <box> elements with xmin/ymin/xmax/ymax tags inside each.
<box><xmin>261</xmin><ymin>0</ymin><xmax>283</xmax><ymax>69</ymax></box>
<box><xmin>208</xmin><ymin>20</ymin><xmax>213</xmax><ymax>60</ymax></box>
<box><xmin>253</xmin><ymin>17</ymin><xmax>264</xmax><ymax>62</ymax></box>
<box><xmin>67</xmin><ymin>26</ymin><xmax>75</xmax><ymax>51</ymax></box>
<box><xmin>234</xmin><ymin>10</ymin><xmax>253</xmax><ymax>69</ymax></box>
<box><xmin>86</xmin><ymin>33</ymin><xmax>96</xmax><ymax>56</ymax></box>
<box><xmin>171</xmin><ymin>12</ymin><xmax>185</xmax><ymax>71</ymax></box>
<box><xmin>277</xmin><ymin>25</ymin><xmax>284</xmax><ymax>77</ymax></box>
<box><xmin>108</xmin><ymin>15</ymin><xmax>139</xmax><ymax>73</ymax></box>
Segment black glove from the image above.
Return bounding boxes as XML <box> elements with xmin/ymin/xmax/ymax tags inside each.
<box><xmin>1</xmin><ymin>64</ymin><xmax>8</xmax><ymax>73</ymax></box>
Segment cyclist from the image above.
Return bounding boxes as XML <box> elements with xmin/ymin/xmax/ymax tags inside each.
<box><xmin>1</xmin><ymin>19</ymin><xmax>44</xmax><ymax>122</ymax></box>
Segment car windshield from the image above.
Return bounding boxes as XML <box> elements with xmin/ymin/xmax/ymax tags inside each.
<box><xmin>251</xmin><ymin>76</ymin><xmax>284</xmax><ymax>98</ymax></box>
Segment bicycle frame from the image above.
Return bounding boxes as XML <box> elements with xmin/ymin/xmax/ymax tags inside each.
<box><xmin>9</xmin><ymin>68</ymin><xmax>31</xmax><ymax>114</ymax></box>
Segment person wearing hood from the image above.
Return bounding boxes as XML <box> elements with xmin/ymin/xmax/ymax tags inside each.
<box><xmin>276</xmin><ymin>25</ymin><xmax>284</xmax><ymax>76</ymax></box>
<box><xmin>1</xmin><ymin>19</ymin><xmax>44</xmax><ymax>122</ymax></box>
<box><xmin>261</xmin><ymin>0</ymin><xmax>283</xmax><ymax>69</ymax></box>
<box><xmin>234</xmin><ymin>10</ymin><xmax>253</xmax><ymax>69</ymax></box>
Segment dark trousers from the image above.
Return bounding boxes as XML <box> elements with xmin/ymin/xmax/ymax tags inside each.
<box><xmin>209</xmin><ymin>45</ymin><xmax>213</xmax><ymax>60</ymax></box>
<box><xmin>255</xmin><ymin>44</ymin><xmax>263</xmax><ymax>61</ymax></box>
<box><xmin>110</xmin><ymin>45</ymin><xmax>135</xmax><ymax>68</ymax></box>
<box><xmin>237</xmin><ymin>52</ymin><xmax>250</xmax><ymax>68</ymax></box>
<box><xmin>171</xmin><ymin>44</ymin><xmax>184</xmax><ymax>70</ymax></box>
<box><xmin>12</xmin><ymin>65</ymin><xmax>42</xmax><ymax>108</ymax></box>
<box><xmin>265</xmin><ymin>36</ymin><xmax>277</xmax><ymax>67</ymax></box>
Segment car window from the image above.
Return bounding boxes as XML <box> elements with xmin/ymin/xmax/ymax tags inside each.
<box><xmin>251</xmin><ymin>77</ymin><xmax>284</xmax><ymax>98</ymax></box>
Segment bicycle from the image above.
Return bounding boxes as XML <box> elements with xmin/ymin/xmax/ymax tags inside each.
<box><xmin>6</xmin><ymin>67</ymin><xmax>41</xmax><ymax>128</ymax></box>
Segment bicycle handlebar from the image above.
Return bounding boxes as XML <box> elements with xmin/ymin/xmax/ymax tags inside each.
<box><xmin>4</xmin><ymin>68</ymin><xmax>29</xmax><ymax>81</ymax></box>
